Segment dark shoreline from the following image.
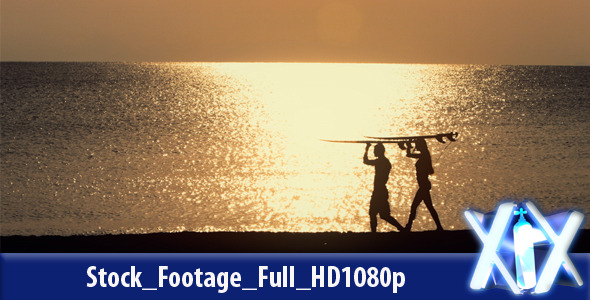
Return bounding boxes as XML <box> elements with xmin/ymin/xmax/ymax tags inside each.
<box><xmin>2</xmin><ymin>230</ymin><xmax>589</xmax><ymax>253</ymax></box>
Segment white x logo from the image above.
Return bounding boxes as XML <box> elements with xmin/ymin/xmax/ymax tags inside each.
<box><xmin>523</xmin><ymin>201</ymin><xmax>584</xmax><ymax>294</ymax></box>
<box><xmin>465</xmin><ymin>201</ymin><xmax>584</xmax><ymax>294</ymax></box>
<box><xmin>465</xmin><ymin>202</ymin><xmax>521</xmax><ymax>294</ymax></box>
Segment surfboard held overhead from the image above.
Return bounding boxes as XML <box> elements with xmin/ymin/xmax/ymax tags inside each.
<box><xmin>365</xmin><ymin>132</ymin><xmax>458</xmax><ymax>143</ymax></box>
<box><xmin>320</xmin><ymin>139</ymin><xmax>407</xmax><ymax>144</ymax></box>
<box><xmin>321</xmin><ymin>132</ymin><xmax>459</xmax><ymax>149</ymax></box>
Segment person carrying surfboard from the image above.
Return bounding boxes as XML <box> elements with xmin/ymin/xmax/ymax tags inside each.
<box><xmin>363</xmin><ymin>142</ymin><xmax>404</xmax><ymax>232</ymax></box>
<box><xmin>404</xmin><ymin>138</ymin><xmax>443</xmax><ymax>232</ymax></box>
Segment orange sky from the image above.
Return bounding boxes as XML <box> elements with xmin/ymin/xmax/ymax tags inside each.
<box><xmin>1</xmin><ymin>0</ymin><xmax>589</xmax><ymax>64</ymax></box>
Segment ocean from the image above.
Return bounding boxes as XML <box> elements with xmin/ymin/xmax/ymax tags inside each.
<box><xmin>1</xmin><ymin>62</ymin><xmax>589</xmax><ymax>235</ymax></box>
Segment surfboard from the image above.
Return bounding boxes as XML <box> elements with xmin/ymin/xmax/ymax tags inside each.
<box><xmin>364</xmin><ymin>132</ymin><xmax>458</xmax><ymax>143</ymax></box>
<box><xmin>321</xmin><ymin>132</ymin><xmax>458</xmax><ymax>149</ymax></box>
<box><xmin>321</xmin><ymin>139</ymin><xmax>409</xmax><ymax>144</ymax></box>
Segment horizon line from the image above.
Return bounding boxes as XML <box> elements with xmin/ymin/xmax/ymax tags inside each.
<box><xmin>1</xmin><ymin>60</ymin><xmax>588</xmax><ymax>67</ymax></box>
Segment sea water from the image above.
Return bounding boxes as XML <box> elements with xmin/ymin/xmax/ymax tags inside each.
<box><xmin>1</xmin><ymin>63</ymin><xmax>589</xmax><ymax>235</ymax></box>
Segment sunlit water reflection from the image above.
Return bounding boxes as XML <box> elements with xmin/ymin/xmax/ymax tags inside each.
<box><xmin>1</xmin><ymin>63</ymin><xmax>589</xmax><ymax>235</ymax></box>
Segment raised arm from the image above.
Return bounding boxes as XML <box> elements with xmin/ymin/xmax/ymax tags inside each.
<box><xmin>363</xmin><ymin>143</ymin><xmax>376</xmax><ymax>165</ymax></box>
<box><xmin>406</xmin><ymin>146</ymin><xmax>421</xmax><ymax>159</ymax></box>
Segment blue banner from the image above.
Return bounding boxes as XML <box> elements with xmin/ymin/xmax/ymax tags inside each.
<box><xmin>1</xmin><ymin>253</ymin><xmax>588</xmax><ymax>299</ymax></box>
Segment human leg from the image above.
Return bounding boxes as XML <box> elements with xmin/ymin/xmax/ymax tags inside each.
<box><xmin>370</xmin><ymin>213</ymin><xmax>378</xmax><ymax>232</ymax></box>
<box><xmin>405</xmin><ymin>189</ymin><xmax>424</xmax><ymax>232</ymax></box>
<box><xmin>423</xmin><ymin>192</ymin><xmax>443</xmax><ymax>230</ymax></box>
<box><xmin>380</xmin><ymin>214</ymin><xmax>403</xmax><ymax>231</ymax></box>
<box><xmin>369</xmin><ymin>187</ymin><xmax>387</xmax><ymax>232</ymax></box>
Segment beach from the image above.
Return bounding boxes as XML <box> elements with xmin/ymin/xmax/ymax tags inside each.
<box><xmin>2</xmin><ymin>229</ymin><xmax>589</xmax><ymax>253</ymax></box>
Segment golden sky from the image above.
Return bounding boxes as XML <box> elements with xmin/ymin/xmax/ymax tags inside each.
<box><xmin>1</xmin><ymin>0</ymin><xmax>589</xmax><ymax>64</ymax></box>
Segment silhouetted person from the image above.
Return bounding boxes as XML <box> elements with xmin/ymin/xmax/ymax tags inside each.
<box><xmin>405</xmin><ymin>138</ymin><xmax>443</xmax><ymax>232</ymax></box>
<box><xmin>364</xmin><ymin>143</ymin><xmax>404</xmax><ymax>232</ymax></box>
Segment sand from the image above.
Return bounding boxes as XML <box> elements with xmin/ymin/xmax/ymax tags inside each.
<box><xmin>2</xmin><ymin>229</ymin><xmax>588</xmax><ymax>253</ymax></box>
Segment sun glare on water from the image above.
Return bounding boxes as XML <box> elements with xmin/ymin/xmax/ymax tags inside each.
<box><xmin>207</xmin><ymin>63</ymin><xmax>439</xmax><ymax>232</ymax></box>
<box><xmin>3</xmin><ymin>62</ymin><xmax>532</xmax><ymax>235</ymax></box>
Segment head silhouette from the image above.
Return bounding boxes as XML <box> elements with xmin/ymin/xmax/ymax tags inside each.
<box><xmin>415</xmin><ymin>138</ymin><xmax>428</xmax><ymax>152</ymax></box>
<box><xmin>374</xmin><ymin>143</ymin><xmax>385</xmax><ymax>157</ymax></box>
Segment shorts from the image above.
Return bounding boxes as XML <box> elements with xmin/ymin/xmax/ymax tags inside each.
<box><xmin>369</xmin><ymin>186</ymin><xmax>390</xmax><ymax>215</ymax></box>
<box><xmin>418</xmin><ymin>178</ymin><xmax>432</xmax><ymax>190</ymax></box>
